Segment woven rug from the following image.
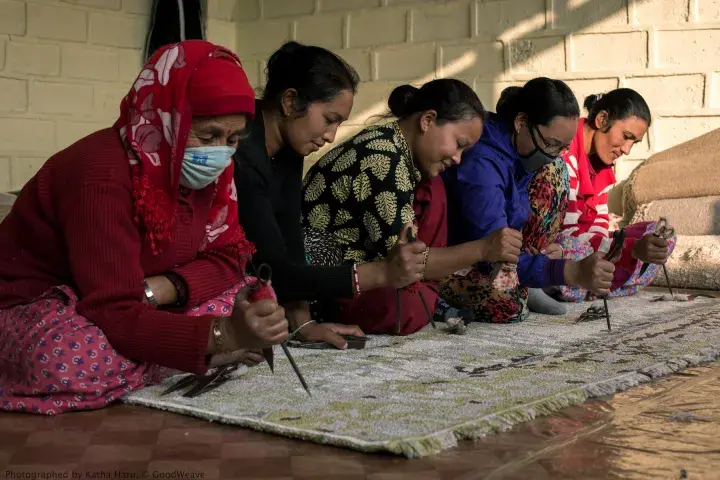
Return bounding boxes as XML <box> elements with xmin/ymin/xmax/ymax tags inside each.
<box><xmin>124</xmin><ymin>292</ymin><xmax>720</xmax><ymax>458</ymax></box>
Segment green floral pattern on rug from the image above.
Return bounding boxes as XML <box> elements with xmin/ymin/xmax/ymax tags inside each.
<box><xmin>124</xmin><ymin>293</ymin><xmax>720</xmax><ymax>457</ymax></box>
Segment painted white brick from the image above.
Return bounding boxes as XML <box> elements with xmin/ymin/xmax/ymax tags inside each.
<box><xmin>565</xmin><ymin>78</ymin><xmax>620</xmax><ymax>109</ymax></box>
<box><xmin>62</xmin><ymin>44</ymin><xmax>119</xmax><ymax>81</ymax></box>
<box><xmin>6</xmin><ymin>41</ymin><xmax>61</xmax><ymax>76</ymax></box>
<box><xmin>441</xmin><ymin>42</ymin><xmax>504</xmax><ymax>80</ymax></box>
<box><xmin>295</xmin><ymin>14</ymin><xmax>345</xmax><ymax>50</ymax></box>
<box><xmin>349</xmin><ymin>7</ymin><xmax>407</xmax><ymax>48</ymax></box>
<box><xmin>573</xmin><ymin>32</ymin><xmax>647</xmax><ymax>71</ymax></box>
<box><xmin>412</xmin><ymin>1</ymin><xmax>471</xmax><ymax>43</ymax></box>
<box><xmin>27</xmin><ymin>4</ymin><xmax>88</xmax><ymax>42</ymax></box>
<box><xmin>11</xmin><ymin>157</ymin><xmax>47</xmax><ymax>190</ymax></box>
<box><xmin>237</xmin><ymin>19</ymin><xmax>292</xmax><ymax>56</ymax></box>
<box><xmin>338</xmin><ymin>48</ymin><xmax>372</xmax><ymax>81</ymax></box>
<box><xmin>0</xmin><ymin>0</ymin><xmax>26</xmax><ymax>35</ymax></box>
<box><xmin>0</xmin><ymin>157</ymin><xmax>10</xmax><ymax>191</ymax></box>
<box><xmin>320</xmin><ymin>0</ymin><xmax>381</xmax><ymax>13</ymax></box>
<box><xmin>510</xmin><ymin>37</ymin><xmax>565</xmax><ymax>73</ymax></box>
<box><xmin>657</xmin><ymin>30</ymin><xmax>720</xmax><ymax>69</ymax></box>
<box><xmin>31</xmin><ymin>81</ymin><xmax>94</xmax><ymax>116</ymax></box>
<box><xmin>0</xmin><ymin>78</ymin><xmax>27</xmax><ymax>113</ymax></box>
<box><xmin>89</xmin><ymin>12</ymin><xmax>147</xmax><ymax>48</ymax></box>
<box><xmin>0</xmin><ymin>119</ymin><xmax>55</xmax><ymax>153</ymax></box>
<box><xmin>475</xmin><ymin>0</ymin><xmax>545</xmax><ymax>40</ymax></box>
<box><xmin>122</xmin><ymin>0</ymin><xmax>152</xmax><ymax>15</ymax></box>
<box><xmin>263</xmin><ymin>0</ymin><xmax>315</xmax><ymax>18</ymax></box>
<box><xmin>655</xmin><ymin>116</ymin><xmax>720</xmax><ymax>150</ymax></box>
<box><xmin>626</xmin><ymin>74</ymin><xmax>705</xmax><ymax>110</ymax></box>
<box><xmin>62</xmin><ymin>0</ymin><xmax>120</xmax><ymax>8</ymax></box>
<box><xmin>553</xmin><ymin>0</ymin><xmax>628</xmax><ymax>32</ymax></box>
<box><xmin>698</xmin><ymin>0</ymin><xmax>720</xmax><ymax>21</ymax></box>
<box><xmin>377</xmin><ymin>44</ymin><xmax>436</xmax><ymax>81</ymax></box>
<box><xmin>634</xmin><ymin>0</ymin><xmax>689</xmax><ymax>23</ymax></box>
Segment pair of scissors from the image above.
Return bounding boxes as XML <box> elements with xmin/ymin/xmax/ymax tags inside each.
<box><xmin>248</xmin><ymin>263</ymin><xmax>312</xmax><ymax>397</ymax></box>
<box><xmin>160</xmin><ymin>363</ymin><xmax>240</xmax><ymax>398</ymax></box>
<box><xmin>639</xmin><ymin>217</ymin><xmax>675</xmax><ymax>296</ymax></box>
<box><xmin>584</xmin><ymin>228</ymin><xmax>625</xmax><ymax>331</ymax></box>
<box><xmin>396</xmin><ymin>227</ymin><xmax>437</xmax><ymax>334</ymax></box>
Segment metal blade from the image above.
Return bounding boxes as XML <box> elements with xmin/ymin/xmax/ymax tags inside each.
<box><xmin>263</xmin><ymin>346</ymin><xmax>274</xmax><ymax>373</ymax></box>
<box><xmin>159</xmin><ymin>373</ymin><xmax>199</xmax><ymax>396</ymax></box>
<box><xmin>280</xmin><ymin>342</ymin><xmax>311</xmax><ymax>396</ymax></box>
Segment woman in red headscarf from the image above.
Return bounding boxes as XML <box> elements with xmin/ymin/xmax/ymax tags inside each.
<box><xmin>0</xmin><ymin>40</ymin><xmax>288</xmax><ymax>415</ymax></box>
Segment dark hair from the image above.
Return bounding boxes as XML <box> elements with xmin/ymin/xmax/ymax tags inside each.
<box><xmin>496</xmin><ymin>77</ymin><xmax>579</xmax><ymax>129</ymax></box>
<box><xmin>262</xmin><ymin>41</ymin><xmax>360</xmax><ymax>114</ymax></box>
<box><xmin>584</xmin><ymin>88</ymin><xmax>651</xmax><ymax>129</ymax></box>
<box><xmin>387</xmin><ymin>79</ymin><xmax>485</xmax><ymax>124</ymax></box>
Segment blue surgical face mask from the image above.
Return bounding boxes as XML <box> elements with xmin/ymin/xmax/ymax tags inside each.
<box><xmin>180</xmin><ymin>146</ymin><xmax>236</xmax><ymax>189</ymax></box>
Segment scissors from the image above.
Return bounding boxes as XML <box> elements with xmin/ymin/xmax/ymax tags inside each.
<box><xmin>396</xmin><ymin>227</ymin><xmax>437</xmax><ymax>334</ymax></box>
<box><xmin>160</xmin><ymin>363</ymin><xmax>240</xmax><ymax>398</ymax></box>
<box><xmin>584</xmin><ymin>228</ymin><xmax>625</xmax><ymax>331</ymax></box>
<box><xmin>161</xmin><ymin>263</ymin><xmax>312</xmax><ymax>398</ymax></box>
<box><xmin>639</xmin><ymin>217</ymin><xmax>675</xmax><ymax>296</ymax></box>
<box><xmin>247</xmin><ymin>263</ymin><xmax>312</xmax><ymax>396</ymax></box>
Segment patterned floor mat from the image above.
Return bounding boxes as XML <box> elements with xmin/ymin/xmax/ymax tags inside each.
<box><xmin>124</xmin><ymin>292</ymin><xmax>720</xmax><ymax>458</ymax></box>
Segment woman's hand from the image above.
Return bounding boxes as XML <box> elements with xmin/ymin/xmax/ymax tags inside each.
<box><xmin>381</xmin><ymin>224</ymin><xmax>427</xmax><ymax>289</ymax></box>
<box><xmin>632</xmin><ymin>234</ymin><xmax>669</xmax><ymax>265</ymax></box>
<box><xmin>527</xmin><ymin>244</ymin><xmax>564</xmax><ymax>259</ymax></box>
<box><xmin>477</xmin><ymin>227</ymin><xmax>523</xmax><ymax>263</ymax></box>
<box><xmin>297</xmin><ymin>323</ymin><xmax>365</xmax><ymax>349</ymax></box>
<box><xmin>209</xmin><ymin>349</ymin><xmax>266</xmax><ymax>368</ymax></box>
<box><xmin>142</xmin><ymin>275</ymin><xmax>178</xmax><ymax>306</ymax></box>
<box><xmin>564</xmin><ymin>252</ymin><xmax>615</xmax><ymax>295</ymax></box>
<box><xmin>226</xmin><ymin>285</ymin><xmax>289</xmax><ymax>350</ymax></box>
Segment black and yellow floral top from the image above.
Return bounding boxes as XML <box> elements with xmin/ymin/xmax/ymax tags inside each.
<box><xmin>301</xmin><ymin>121</ymin><xmax>422</xmax><ymax>264</ymax></box>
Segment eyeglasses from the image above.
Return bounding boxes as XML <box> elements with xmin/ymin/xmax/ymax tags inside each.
<box><xmin>530</xmin><ymin>125</ymin><xmax>570</xmax><ymax>157</ymax></box>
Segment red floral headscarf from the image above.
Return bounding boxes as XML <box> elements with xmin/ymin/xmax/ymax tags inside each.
<box><xmin>114</xmin><ymin>40</ymin><xmax>256</xmax><ymax>268</ymax></box>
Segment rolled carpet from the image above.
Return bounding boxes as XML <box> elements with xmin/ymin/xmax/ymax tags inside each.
<box><xmin>631</xmin><ymin>196</ymin><xmax>720</xmax><ymax>236</ymax></box>
<box><xmin>626</xmin><ymin>128</ymin><xmax>720</xmax><ymax>208</ymax></box>
<box><xmin>653</xmin><ymin>235</ymin><xmax>720</xmax><ymax>291</ymax></box>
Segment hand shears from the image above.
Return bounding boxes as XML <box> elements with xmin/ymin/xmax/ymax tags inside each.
<box><xmin>639</xmin><ymin>217</ymin><xmax>674</xmax><ymax>296</ymax></box>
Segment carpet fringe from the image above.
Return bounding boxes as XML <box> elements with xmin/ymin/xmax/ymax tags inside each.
<box><xmin>377</xmin><ymin>346</ymin><xmax>720</xmax><ymax>458</ymax></box>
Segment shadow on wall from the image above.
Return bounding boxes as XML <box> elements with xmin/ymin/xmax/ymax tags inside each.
<box><xmin>304</xmin><ymin>0</ymin><xmax>645</xmax><ymax>171</ymax></box>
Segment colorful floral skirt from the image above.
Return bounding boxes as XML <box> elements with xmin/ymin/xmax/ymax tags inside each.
<box><xmin>439</xmin><ymin>158</ymin><xmax>570</xmax><ymax>323</ymax></box>
<box><xmin>0</xmin><ymin>281</ymin><xmax>247</xmax><ymax>415</ymax></box>
<box><xmin>553</xmin><ymin>221</ymin><xmax>678</xmax><ymax>302</ymax></box>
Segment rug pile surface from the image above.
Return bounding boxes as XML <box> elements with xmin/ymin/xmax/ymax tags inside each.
<box><xmin>124</xmin><ymin>292</ymin><xmax>720</xmax><ymax>457</ymax></box>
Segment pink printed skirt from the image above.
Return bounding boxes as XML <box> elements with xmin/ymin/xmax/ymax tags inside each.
<box><xmin>0</xmin><ymin>282</ymin><xmax>246</xmax><ymax>415</ymax></box>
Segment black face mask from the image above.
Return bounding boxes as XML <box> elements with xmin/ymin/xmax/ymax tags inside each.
<box><xmin>515</xmin><ymin>124</ymin><xmax>559</xmax><ymax>172</ymax></box>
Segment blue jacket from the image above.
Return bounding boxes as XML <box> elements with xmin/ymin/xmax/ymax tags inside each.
<box><xmin>443</xmin><ymin>113</ymin><xmax>564</xmax><ymax>288</ymax></box>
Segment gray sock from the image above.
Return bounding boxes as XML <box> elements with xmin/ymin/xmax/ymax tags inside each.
<box><xmin>527</xmin><ymin>288</ymin><xmax>567</xmax><ymax>315</ymax></box>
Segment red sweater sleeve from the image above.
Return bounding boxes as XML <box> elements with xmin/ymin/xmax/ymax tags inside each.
<box><xmin>171</xmin><ymin>247</ymin><xmax>241</xmax><ymax>307</ymax></box>
<box><xmin>58</xmin><ymin>183</ymin><xmax>212</xmax><ymax>374</ymax></box>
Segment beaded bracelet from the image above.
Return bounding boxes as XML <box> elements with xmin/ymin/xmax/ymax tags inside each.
<box><xmin>419</xmin><ymin>247</ymin><xmax>430</xmax><ymax>281</ymax></box>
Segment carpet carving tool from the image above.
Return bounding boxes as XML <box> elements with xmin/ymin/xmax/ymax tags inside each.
<box><xmin>639</xmin><ymin>217</ymin><xmax>675</xmax><ymax>297</ymax></box>
<box><xmin>407</xmin><ymin>228</ymin><xmax>437</xmax><ymax>330</ymax></box>
<box><xmin>248</xmin><ymin>263</ymin><xmax>312</xmax><ymax>397</ymax></box>
<box><xmin>584</xmin><ymin>228</ymin><xmax>625</xmax><ymax>332</ymax></box>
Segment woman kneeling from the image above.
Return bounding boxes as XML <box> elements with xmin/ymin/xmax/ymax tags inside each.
<box><xmin>0</xmin><ymin>41</ymin><xmax>288</xmax><ymax>415</ymax></box>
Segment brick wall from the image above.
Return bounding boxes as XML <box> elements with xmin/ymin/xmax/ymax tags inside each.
<box><xmin>2</xmin><ymin>0</ymin><xmax>720</xmax><ymax>197</ymax></box>
<box><xmin>0</xmin><ymin>0</ymin><xmax>236</xmax><ymax>192</ymax></box>
<box><xmin>233</xmin><ymin>0</ymin><xmax>720</xmax><ymax>187</ymax></box>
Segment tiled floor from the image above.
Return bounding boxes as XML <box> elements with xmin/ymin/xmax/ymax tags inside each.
<box><xmin>2</xmin><ymin>364</ymin><xmax>720</xmax><ymax>479</ymax></box>
<box><xmin>3</xmin><ymin>288</ymin><xmax>719</xmax><ymax>479</ymax></box>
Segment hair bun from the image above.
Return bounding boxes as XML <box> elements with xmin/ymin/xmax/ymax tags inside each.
<box><xmin>388</xmin><ymin>84</ymin><xmax>419</xmax><ymax>118</ymax></box>
<box><xmin>583</xmin><ymin>93</ymin><xmax>602</xmax><ymax>111</ymax></box>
